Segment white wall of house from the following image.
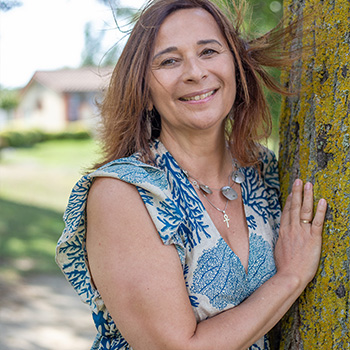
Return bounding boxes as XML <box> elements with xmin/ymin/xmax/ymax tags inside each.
<box><xmin>14</xmin><ymin>82</ymin><xmax>66</xmax><ymax>131</ymax></box>
<box><xmin>0</xmin><ymin>109</ymin><xmax>14</xmax><ymax>130</ymax></box>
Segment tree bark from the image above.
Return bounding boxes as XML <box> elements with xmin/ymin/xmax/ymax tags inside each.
<box><xmin>276</xmin><ymin>0</ymin><xmax>350</xmax><ymax>348</ymax></box>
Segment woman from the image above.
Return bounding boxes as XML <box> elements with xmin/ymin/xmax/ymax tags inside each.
<box><xmin>56</xmin><ymin>0</ymin><xmax>327</xmax><ymax>349</ymax></box>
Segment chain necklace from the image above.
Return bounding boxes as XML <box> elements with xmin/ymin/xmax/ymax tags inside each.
<box><xmin>190</xmin><ymin>177</ymin><xmax>231</xmax><ymax>228</ymax></box>
<box><xmin>183</xmin><ymin>163</ymin><xmax>245</xmax><ymax>229</ymax></box>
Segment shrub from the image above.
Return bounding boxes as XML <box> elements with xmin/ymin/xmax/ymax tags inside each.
<box><xmin>0</xmin><ymin>128</ymin><xmax>92</xmax><ymax>149</ymax></box>
<box><xmin>0</xmin><ymin>89</ymin><xmax>20</xmax><ymax>111</ymax></box>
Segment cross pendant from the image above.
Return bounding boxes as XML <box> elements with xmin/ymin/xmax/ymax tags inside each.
<box><xmin>223</xmin><ymin>212</ymin><xmax>230</xmax><ymax>228</ymax></box>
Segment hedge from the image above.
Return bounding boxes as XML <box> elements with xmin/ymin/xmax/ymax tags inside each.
<box><xmin>0</xmin><ymin>128</ymin><xmax>92</xmax><ymax>149</ymax></box>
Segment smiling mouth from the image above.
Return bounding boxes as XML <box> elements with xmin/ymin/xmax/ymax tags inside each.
<box><xmin>180</xmin><ymin>89</ymin><xmax>217</xmax><ymax>102</ymax></box>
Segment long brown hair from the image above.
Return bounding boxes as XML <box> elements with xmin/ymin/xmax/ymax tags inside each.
<box><xmin>94</xmin><ymin>0</ymin><xmax>297</xmax><ymax>169</ymax></box>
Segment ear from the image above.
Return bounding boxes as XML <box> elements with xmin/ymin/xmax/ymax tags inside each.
<box><xmin>147</xmin><ymin>100</ymin><xmax>154</xmax><ymax>111</ymax></box>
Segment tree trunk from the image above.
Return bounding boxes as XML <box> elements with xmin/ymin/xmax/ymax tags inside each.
<box><xmin>275</xmin><ymin>0</ymin><xmax>350</xmax><ymax>348</ymax></box>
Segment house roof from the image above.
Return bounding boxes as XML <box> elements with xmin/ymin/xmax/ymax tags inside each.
<box><xmin>27</xmin><ymin>66</ymin><xmax>113</xmax><ymax>93</ymax></box>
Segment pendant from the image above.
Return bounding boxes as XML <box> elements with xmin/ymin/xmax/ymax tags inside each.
<box><xmin>221</xmin><ymin>186</ymin><xmax>238</xmax><ymax>201</ymax></box>
<box><xmin>232</xmin><ymin>171</ymin><xmax>245</xmax><ymax>184</ymax></box>
<box><xmin>199</xmin><ymin>184</ymin><xmax>213</xmax><ymax>194</ymax></box>
<box><xmin>223</xmin><ymin>211</ymin><xmax>230</xmax><ymax>228</ymax></box>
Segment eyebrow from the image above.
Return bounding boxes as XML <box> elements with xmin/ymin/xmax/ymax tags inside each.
<box><xmin>197</xmin><ymin>39</ymin><xmax>222</xmax><ymax>47</ymax></box>
<box><xmin>152</xmin><ymin>46</ymin><xmax>178</xmax><ymax>62</ymax></box>
<box><xmin>152</xmin><ymin>39</ymin><xmax>223</xmax><ymax>62</ymax></box>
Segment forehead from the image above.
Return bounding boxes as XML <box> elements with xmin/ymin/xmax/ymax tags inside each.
<box><xmin>153</xmin><ymin>8</ymin><xmax>227</xmax><ymax>50</ymax></box>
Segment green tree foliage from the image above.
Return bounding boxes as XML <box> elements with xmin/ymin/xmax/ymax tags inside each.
<box><xmin>0</xmin><ymin>0</ymin><xmax>22</xmax><ymax>12</ymax></box>
<box><xmin>214</xmin><ymin>0</ymin><xmax>283</xmax><ymax>34</ymax></box>
<box><xmin>0</xmin><ymin>88</ymin><xmax>19</xmax><ymax>110</ymax></box>
<box><xmin>249</xmin><ymin>0</ymin><xmax>283</xmax><ymax>33</ymax></box>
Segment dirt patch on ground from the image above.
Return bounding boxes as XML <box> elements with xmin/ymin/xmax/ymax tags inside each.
<box><xmin>0</xmin><ymin>274</ymin><xmax>96</xmax><ymax>350</ymax></box>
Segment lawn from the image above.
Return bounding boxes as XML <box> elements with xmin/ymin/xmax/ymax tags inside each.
<box><xmin>0</xmin><ymin>139</ymin><xmax>101</xmax><ymax>277</ymax></box>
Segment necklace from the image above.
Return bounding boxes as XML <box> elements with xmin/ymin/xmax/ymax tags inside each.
<box><xmin>189</xmin><ymin>177</ymin><xmax>231</xmax><ymax>228</ymax></box>
<box><xmin>183</xmin><ymin>163</ymin><xmax>245</xmax><ymax>229</ymax></box>
<box><xmin>183</xmin><ymin>161</ymin><xmax>245</xmax><ymax>200</ymax></box>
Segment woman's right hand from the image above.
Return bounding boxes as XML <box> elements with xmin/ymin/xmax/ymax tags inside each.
<box><xmin>274</xmin><ymin>179</ymin><xmax>327</xmax><ymax>288</ymax></box>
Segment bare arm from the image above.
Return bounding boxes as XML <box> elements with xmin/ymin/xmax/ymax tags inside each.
<box><xmin>86</xmin><ymin>177</ymin><xmax>327</xmax><ymax>350</ymax></box>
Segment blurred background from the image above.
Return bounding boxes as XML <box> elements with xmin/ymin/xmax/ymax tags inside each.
<box><xmin>0</xmin><ymin>0</ymin><xmax>282</xmax><ymax>349</ymax></box>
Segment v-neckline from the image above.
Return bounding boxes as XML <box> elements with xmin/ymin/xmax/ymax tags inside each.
<box><xmin>152</xmin><ymin>139</ymin><xmax>252</xmax><ymax>276</ymax></box>
<box><xmin>184</xmin><ymin>168</ymin><xmax>252</xmax><ymax>276</ymax></box>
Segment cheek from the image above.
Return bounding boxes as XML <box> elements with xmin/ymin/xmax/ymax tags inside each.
<box><xmin>215</xmin><ymin>57</ymin><xmax>236</xmax><ymax>90</ymax></box>
<box><xmin>150</xmin><ymin>87</ymin><xmax>169</xmax><ymax>113</ymax></box>
<box><xmin>149</xmin><ymin>85</ymin><xmax>174</xmax><ymax>119</ymax></box>
<box><xmin>151</xmin><ymin>69</ymin><xmax>177</xmax><ymax>89</ymax></box>
<box><xmin>149</xmin><ymin>72</ymin><xmax>176</xmax><ymax>103</ymax></box>
<box><xmin>149</xmin><ymin>82</ymin><xmax>165</xmax><ymax>108</ymax></box>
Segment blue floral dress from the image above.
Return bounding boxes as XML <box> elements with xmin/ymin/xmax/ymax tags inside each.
<box><xmin>56</xmin><ymin>140</ymin><xmax>281</xmax><ymax>350</ymax></box>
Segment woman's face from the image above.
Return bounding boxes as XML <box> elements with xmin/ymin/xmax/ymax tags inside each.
<box><xmin>148</xmin><ymin>8</ymin><xmax>236</xmax><ymax>140</ymax></box>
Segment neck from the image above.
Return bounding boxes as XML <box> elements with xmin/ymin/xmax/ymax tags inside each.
<box><xmin>159</xmin><ymin>129</ymin><xmax>232</xmax><ymax>187</ymax></box>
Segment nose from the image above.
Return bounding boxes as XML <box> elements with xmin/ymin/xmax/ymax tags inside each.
<box><xmin>182</xmin><ymin>57</ymin><xmax>208</xmax><ymax>83</ymax></box>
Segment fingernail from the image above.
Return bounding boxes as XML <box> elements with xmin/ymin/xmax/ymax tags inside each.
<box><xmin>319</xmin><ymin>198</ymin><xmax>327</xmax><ymax>207</ymax></box>
<box><xmin>294</xmin><ymin>179</ymin><xmax>302</xmax><ymax>187</ymax></box>
<box><xmin>305</xmin><ymin>182</ymin><xmax>312</xmax><ymax>190</ymax></box>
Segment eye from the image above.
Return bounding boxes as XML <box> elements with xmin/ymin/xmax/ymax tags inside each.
<box><xmin>160</xmin><ymin>58</ymin><xmax>178</xmax><ymax>67</ymax></box>
<box><xmin>201</xmin><ymin>48</ymin><xmax>218</xmax><ymax>57</ymax></box>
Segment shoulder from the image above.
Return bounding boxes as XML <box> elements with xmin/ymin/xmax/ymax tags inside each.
<box><xmin>87</xmin><ymin>176</ymin><xmax>142</xmax><ymax>217</ymax></box>
<box><xmin>86</xmin><ymin>176</ymin><xmax>158</xmax><ymax>249</ymax></box>
<box><xmin>89</xmin><ymin>175</ymin><xmax>139</xmax><ymax>197</ymax></box>
<box><xmin>86</xmin><ymin>156</ymin><xmax>166</xmax><ymax>236</ymax></box>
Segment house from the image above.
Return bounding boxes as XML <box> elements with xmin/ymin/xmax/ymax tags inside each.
<box><xmin>11</xmin><ymin>66</ymin><xmax>113</xmax><ymax>131</ymax></box>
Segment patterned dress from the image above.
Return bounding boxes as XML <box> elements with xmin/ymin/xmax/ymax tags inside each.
<box><xmin>56</xmin><ymin>140</ymin><xmax>281</xmax><ymax>350</ymax></box>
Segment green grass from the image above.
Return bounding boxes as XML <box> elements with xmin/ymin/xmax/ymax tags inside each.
<box><xmin>0</xmin><ymin>139</ymin><xmax>99</xmax><ymax>168</ymax></box>
<box><xmin>0</xmin><ymin>139</ymin><xmax>101</xmax><ymax>211</ymax></box>
<box><xmin>0</xmin><ymin>139</ymin><xmax>101</xmax><ymax>277</ymax></box>
<box><xmin>0</xmin><ymin>198</ymin><xmax>64</xmax><ymax>276</ymax></box>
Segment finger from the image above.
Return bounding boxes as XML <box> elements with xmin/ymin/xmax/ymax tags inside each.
<box><xmin>290</xmin><ymin>179</ymin><xmax>303</xmax><ymax>224</ymax></box>
<box><xmin>311</xmin><ymin>198</ymin><xmax>327</xmax><ymax>236</ymax></box>
<box><xmin>280</xmin><ymin>192</ymin><xmax>293</xmax><ymax>228</ymax></box>
<box><xmin>300</xmin><ymin>182</ymin><xmax>314</xmax><ymax>224</ymax></box>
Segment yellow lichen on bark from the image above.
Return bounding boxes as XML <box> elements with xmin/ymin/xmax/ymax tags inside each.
<box><xmin>278</xmin><ymin>0</ymin><xmax>350</xmax><ymax>348</ymax></box>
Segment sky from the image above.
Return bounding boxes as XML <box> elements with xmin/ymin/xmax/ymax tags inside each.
<box><xmin>0</xmin><ymin>0</ymin><xmax>146</xmax><ymax>89</ymax></box>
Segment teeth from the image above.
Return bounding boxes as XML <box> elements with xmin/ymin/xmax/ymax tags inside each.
<box><xmin>181</xmin><ymin>90</ymin><xmax>215</xmax><ymax>101</ymax></box>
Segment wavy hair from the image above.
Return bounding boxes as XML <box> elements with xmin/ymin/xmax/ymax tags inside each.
<box><xmin>94</xmin><ymin>0</ymin><xmax>297</xmax><ymax>169</ymax></box>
